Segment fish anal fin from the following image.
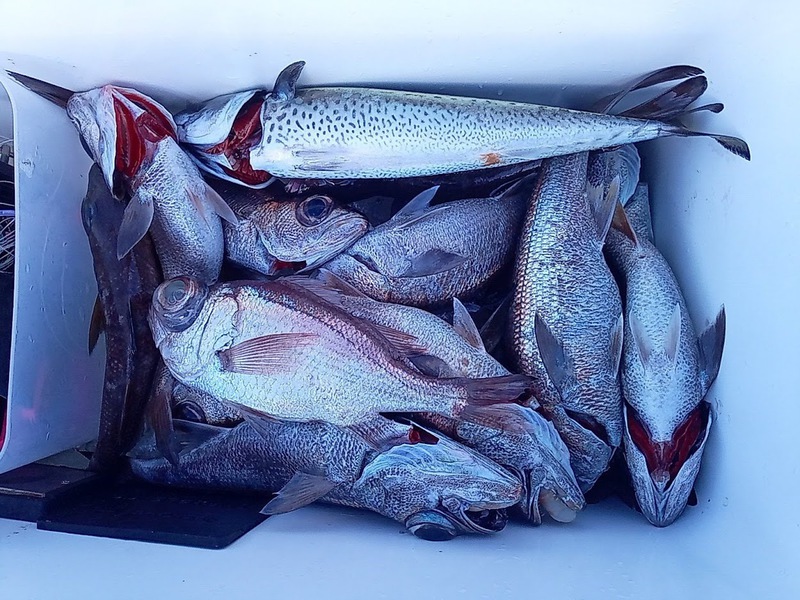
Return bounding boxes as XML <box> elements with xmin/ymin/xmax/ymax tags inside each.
<box><xmin>409</xmin><ymin>354</ymin><xmax>457</xmax><ymax>378</ymax></box>
<box><xmin>260</xmin><ymin>472</ymin><xmax>336</xmax><ymax>516</ymax></box>
<box><xmin>349</xmin><ymin>416</ymin><xmax>414</xmax><ymax>452</ymax></box>
<box><xmin>452</xmin><ymin>298</ymin><xmax>485</xmax><ymax>351</ymax></box>
<box><xmin>399</xmin><ymin>249</ymin><xmax>467</xmax><ymax>278</ymax></box>
<box><xmin>88</xmin><ymin>294</ymin><xmax>105</xmax><ymax>355</ymax></box>
<box><xmin>698</xmin><ymin>306</ymin><xmax>726</xmax><ymax>393</ymax></box>
<box><xmin>118</xmin><ymin>191</ymin><xmax>154</xmax><ymax>259</ymax></box>
<box><xmin>611</xmin><ymin>201</ymin><xmax>639</xmax><ymax>245</ymax></box>
<box><xmin>368</xmin><ymin>322</ymin><xmax>427</xmax><ymax>356</ymax></box>
<box><xmin>218</xmin><ymin>333</ymin><xmax>318</xmax><ymax>375</ymax></box>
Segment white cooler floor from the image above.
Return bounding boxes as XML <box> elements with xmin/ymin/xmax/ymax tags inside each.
<box><xmin>0</xmin><ymin>500</ymin><xmax>795</xmax><ymax>599</ymax></box>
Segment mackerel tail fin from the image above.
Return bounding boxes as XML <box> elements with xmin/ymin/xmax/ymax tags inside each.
<box><xmin>666</xmin><ymin>125</ymin><xmax>751</xmax><ymax>160</ymax></box>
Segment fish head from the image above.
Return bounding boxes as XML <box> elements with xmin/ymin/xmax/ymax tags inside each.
<box><xmin>175</xmin><ymin>90</ymin><xmax>274</xmax><ymax>188</ymax></box>
<box><xmin>66</xmin><ymin>85</ymin><xmax>177</xmax><ymax>196</ymax></box>
<box><xmin>362</xmin><ymin>433</ymin><xmax>521</xmax><ymax>538</ymax></box>
<box><xmin>458</xmin><ymin>405</ymin><xmax>584</xmax><ymax>525</ymax></box>
<box><xmin>252</xmin><ymin>195</ymin><xmax>369</xmax><ymax>270</ymax></box>
<box><xmin>149</xmin><ymin>277</ymin><xmax>236</xmax><ymax>382</ymax></box>
<box><xmin>623</xmin><ymin>400</ymin><xmax>712</xmax><ymax>527</ymax></box>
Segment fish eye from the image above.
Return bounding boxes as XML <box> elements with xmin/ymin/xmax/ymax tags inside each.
<box><xmin>174</xmin><ymin>400</ymin><xmax>207</xmax><ymax>423</ymax></box>
<box><xmin>296</xmin><ymin>195</ymin><xmax>333</xmax><ymax>227</ymax></box>
<box><xmin>164</xmin><ymin>279</ymin><xmax>188</xmax><ymax>306</ymax></box>
<box><xmin>154</xmin><ymin>277</ymin><xmax>208</xmax><ymax>333</ymax></box>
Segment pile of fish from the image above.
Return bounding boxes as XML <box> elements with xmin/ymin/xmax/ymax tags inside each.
<box><xmin>10</xmin><ymin>62</ymin><xmax>744</xmax><ymax>539</ymax></box>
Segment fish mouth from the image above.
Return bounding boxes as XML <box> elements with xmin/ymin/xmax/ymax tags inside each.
<box><xmin>623</xmin><ymin>403</ymin><xmax>713</xmax><ymax>527</ymax></box>
<box><xmin>513</xmin><ymin>467</ymin><xmax>584</xmax><ymax>524</ymax></box>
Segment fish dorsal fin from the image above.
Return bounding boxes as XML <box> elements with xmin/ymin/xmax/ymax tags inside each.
<box><xmin>610</xmin><ymin>313</ymin><xmax>624</xmax><ymax>376</ymax></box>
<box><xmin>452</xmin><ymin>298</ymin><xmax>485</xmax><ymax>351</ymax></box>
<box><xmin>628</xmin><ymin>311</ymin><xmax>653</xmax><ymax>368</ymax></box>
<box><xmin>611</xmin><ymin>200</ymin><xmax>639</xmax><ymax>245</ymax></box>
<box><xmin>533</xmin><ymin>313</ymin><xmax>573</xmax><ymax>394</ymax></box>
<box><xmin>387</xmin><ymin>186</ymin><xmax>446</xmax><ymax>229</ymax></box>
<box><xmin>398</xmin><ymin>249</ymin><xmax>467</xmax><ymax>278</ymax></box>
<box><xmin>368</xmin><ymin>322</ymin><xmax>428</xmax><ymax>356</ymax></box>
<box><xmin>260</xmin><ymin>472</ymin><xmax>337</xmax><ymax>516</ymax></box>
<box><xmin>203</xmin><ymin>181</ymin><xmax>239</xmax><ymax>225</ymax></box>
<box><xmin>698</xmin><ymin>306</ymin><xmax>726</xmax><ymax>394</ymax></box>
<box><xmin>665</xmin><ymin>304</ymin><xmax>682</xmax><ymax>367</ymax></box>
<box><xmin>218</xmin><ymin>333</ymin><xmax>319</xmax><ymax>375</ymax></box>
<box><xmin>271</xmin><ymin>61</ymin><xmax>306</xmax><ymax>103</ymax></box>
<box><xmin>589</xmin><ymin>174</ymin><xmax>621</xmax><ymax>243</ymax></box>
<box><xmin>316</xmin><ymin>269</ymin><xmax>370</xmax><ymax>298</ymax></box>
<box><xmin>117</xmin><ymin>190</ymin><xmax>155</xmax><ymax>260</ymax></box>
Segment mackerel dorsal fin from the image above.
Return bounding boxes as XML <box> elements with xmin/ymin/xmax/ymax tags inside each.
<box><xmin>611</xmin><ymin>200</ymin><xmax>639</xmax><ymax>245</ymax></box>
<box><xmin>272</xmin><ymin>61</ymin><xmax>306</xmax><ymax>102</ymax></box>
<box><xmin>698</xmin><ymin>306</ymin><xmax>726</xmax><ymax>393</ymax></box>
<box><xmin>628</xmin><ymin>311</ymin><xmax>653</xmax><ymax>368</ymax></box>
<box><xmin>589</xmin><ymin>175</ymin><xmax>621</xmax><ymax>242</ymax></box>
<box><xmin>388</xmin><ymin>186</ymin><xmax>440</xmax><ymax>226</ymax></box>
<box><xmin>452</xmin><ymin>298</ymin><xmax>485</xmax><ymax>351</ymax></box>
<box><xmin>665</xmin><ymin>304</ymin><xmax>682</xmax><ymax>367</ymax></box>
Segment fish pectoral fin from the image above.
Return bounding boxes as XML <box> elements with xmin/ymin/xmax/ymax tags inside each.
<box><xmin>218</xmin><ymin>333</ymin><xmax>319</xmax><ymax>375</ymax></box>
<box><xmin>117</xmin><ymin>191</ymin><xmax>154</xmax><ymax>260</ymax></box>
<box><xmin>203</xmin><ymin>181</ymin><xmax>239</xmax><ymax>226</ymax></box>
<box><xmin>316</xmin><ymin>269</ymin><xmax>370</xmax><ymax>298</ymax></box>
<box><xmin>610</xmin><ymin>314</ymin><xmax>625</xmax><ymax>377</ymax></box>
<box><xmin>398</xmin><ymin>249</ymin><xmax>467</xmax><ymax>278</ymax></box>
<box><xmin>88</xmin><ymin>294</ymin><xmax>105</xmax><ymax>355</ymax></box>
<box><xmin>665</xmin><ymin>303</ymin><xmax>682</xmax><ymax>366</ymax></box>
<box><xmin>292</xmin><ymin>149</ymin><xmax>349</xmax><ymax>173</ymax></box>
<box><xmin>461</xmin><ymin>374</ymin><xmax>534</xmax><ymax>407</ymax></box>
<box><xmin>698</xmin><ymin>306</ymin><xmax>726</xmax><ymax>393</ymax></box>
<box><xmin>260</xmin><ymin>472</ymin><xmax>337</xmax><ymax>516</ymax></box>
<box><xmin>628</xmin><ymin>311</ymin><xmax>653</xmax><ymax>368</ymax></box>
<box><xmin>271</xmin><ymin>61</ymin><xmax>306</xmax><ymax>103</ymax></box>
<box><xmin>280</xmin><ymin>275</ymin><xmax>350</xmax><ymax>307</ymax></box>
<box><xmin>460</xmin><ymin>404</ymin><xmax>532</xmax><ymax>435</ymax></box>
<box><xmin>533</xmin><ymin>313</ymin><xmax>573</xmax><ymax>395</ymax></box>
<box><xmin>409</xmin><ymin>354</ymin><xmax>457</xmax><ymax>378</ymax></box>
<box><xmin>172</xmin><ymin>419</ymin><xmax>230</xmax><ymax>454</ymax></box>
<box><xmin>236</xmin><ymin>404</ymin><xmax>283</xmax><ymax>439</ymax></box>
<box><xmin>348</xmin><ymin>416</ymin><xmax>414</xmax><ymax>452</ymax></box>
<box><xmin>452</xmin><ymin>298</ymin><xmax>485</xmax><ymax>351</ymax></box>
<box><xmin>589</xmin><ymin>175</ymin><xmax>621</xmax><ymax>243</ymax></box>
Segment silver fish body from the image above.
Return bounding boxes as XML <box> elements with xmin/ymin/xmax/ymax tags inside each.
<box><xmin>328</xmin><ymin>288</ymin><xmax>583</xmax><ymax>523</ymax></box>
<box><xmin>605</xmin><ymin>191</ymin><xmax>723</xmax><ymax>527</ymax></box>
<box><xmin>213</xmin><ymin>180</ymin><xmax>368</xmax><ymax>275</ymax></box>
<box><xmin>510</xmin><ymin>152</ymin><xmax>624</xmax><ymax>492</ymax></box>
<box><xmin>324</xmin><ymin>184</ymin><xmax>529</xmax><ymax>307</ymax></box>
<box><xmin>149</xmin><ymin>277</ymin><xmax>532</xmax><ymax>443</ymax></box>
<box><xmin>176</xmin><ymin>62</ymin><xmax>747</xmax><ymax>185</ymax></box>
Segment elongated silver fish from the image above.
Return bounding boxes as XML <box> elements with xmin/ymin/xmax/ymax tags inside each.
<box><xmin>211</xmin><ymin>180</ymin><xmax>368</xmax><ymax>275</ymax></box>
<box><xmin>149</xmin><ymin>277</ymin><xmax>533</xmax><ymax>451</ymax></box>
<box><xmin>4</xmin><ymin>74</ymin><xmax>237</xmax><ymax>283</ymax></box>
<box><xmin>130</xmin><ymin>416</ymin><xmax>521</xmax><ymax>539</ymax></box>
<box><xmin>311</xmin><ymin>275</ymin><xmax>583</xmax><ymax>524</ymax></box>
<box><xmin>605</xmin><ymin>193</ymin><xmax>724</xmax><ymax>527</ymax></box>
<box><xmin>510</xmin><ymin>152</ymin><xmax>625</xmax><ymax>492</ymax></box>
<box><xmin>175</xmin><ymin>62</ymin><xmax>748</xmax><ymax>186</ymax></box>
<box><xmin>324</xmin><ymin>182</ymin><xmax>530</xmax><ymax>306</ymax></box>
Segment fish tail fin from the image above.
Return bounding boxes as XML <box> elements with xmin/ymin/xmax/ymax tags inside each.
<box><xmin>665</xmin><ymin>124</ymin><xmax>751</xmax><ymax>160</ymax></box>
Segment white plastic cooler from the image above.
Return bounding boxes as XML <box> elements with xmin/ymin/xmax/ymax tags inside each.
<box><xmin>0</xmin><ymin>1</ymin><xmax>797</xmax><ymax>598</ymax></box>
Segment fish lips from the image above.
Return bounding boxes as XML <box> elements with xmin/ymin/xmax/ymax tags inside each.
<box><xmin>405</xmin><ymin>504</ymin><xmax>508</xmax><ymax>540</ymax></box>
<box><xmin>622</xmin><ymin>404</ymin><xmax>713</xmax><ymax>527</ymax></box>
<box><xmin>511</xmin><ymin>465</ymin><xmax>584</xmax><ymax>525</ymax></box>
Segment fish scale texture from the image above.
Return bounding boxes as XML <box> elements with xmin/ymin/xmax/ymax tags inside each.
<box><xmin>326</xmin><ymin>191</ymin><xmax>526</xmax><ymax>306</ymax></box>
<box><xmin>251</xmin><ymin>88</ymin><xmax>666</xmax><ymax>179</ymax></box>
<box><xmin>605</xmin><ymin>228</ymin><xmax>703</xmax><ymax>441</ymax></box>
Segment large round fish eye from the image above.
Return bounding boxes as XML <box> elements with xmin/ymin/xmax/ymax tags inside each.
<box><xmin>296</xmin><ymin>195</ymin><xmax>333</xmax><ymax>227</ymax></box>
<box><xmin>154</xmin><ymin>277</ymin><xmax>209</xmax><ymax>333</ymax></box>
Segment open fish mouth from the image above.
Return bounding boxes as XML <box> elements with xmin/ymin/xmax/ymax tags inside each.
<box><xmin>515</xmin><ymin>468</ymin><xmax>583</xmax><ymax>524</ymax></box>
<box><xmin>406</xmin><ymin>506</ymin><xmax>507</xmax><ymax>540</ymax></box>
